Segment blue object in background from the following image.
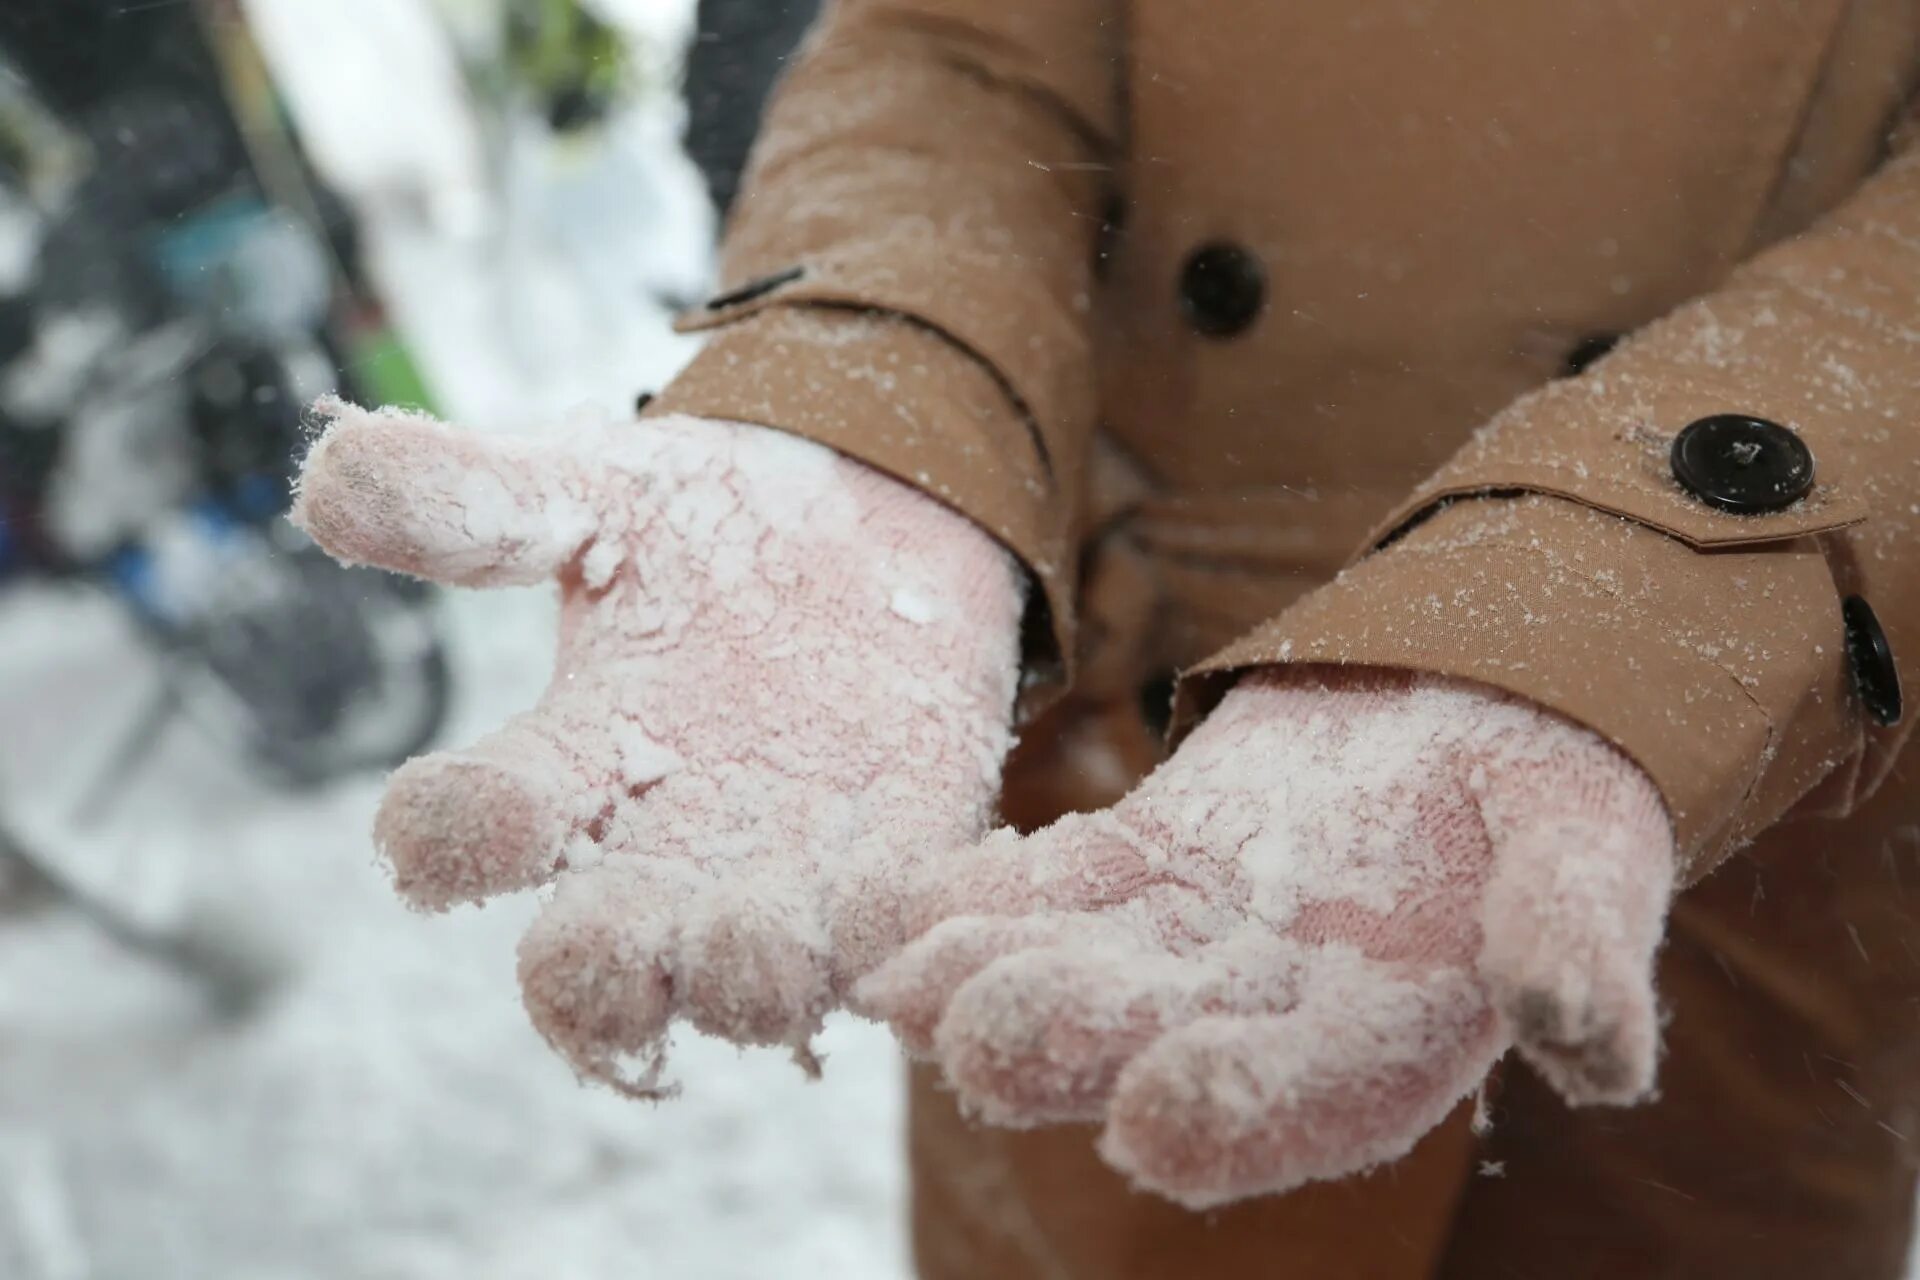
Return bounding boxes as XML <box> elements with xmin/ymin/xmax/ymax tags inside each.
<box><xmin>152</xmin><ymin>195</ymin><xmax>273</xmax><ymax>301</ymax></box>
<box><xmin>231</xmin><ymin>471</ymin><xmax>286</xmax><ymax>523</ymax></box>
<box><xmin>106</xmin><ymin>499</ymin><xmax>248</xmax><ymax>627</ymax></box>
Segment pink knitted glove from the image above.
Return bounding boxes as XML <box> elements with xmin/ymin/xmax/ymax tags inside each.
<box><xmin>291</xmin><ymin>401</ymin><xmax>1023</xmax><ymax>1089</ymax></box>
<box><xmin>858</xmin><ymin>668</ymin><xmax>1674</xmax><ymax>1207</ymax></box>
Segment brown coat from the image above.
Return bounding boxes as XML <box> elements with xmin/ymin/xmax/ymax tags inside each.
<box><xmin>648</xmin><ymin>2</ymin><xmax>1920</xmax><ymax>1275</ymax></box>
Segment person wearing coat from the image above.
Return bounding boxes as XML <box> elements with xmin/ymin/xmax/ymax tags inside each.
<box><xmin>290</xmin><ymin>1</ymin><xmax>1920</xmax><ymax>1276</ymax></box>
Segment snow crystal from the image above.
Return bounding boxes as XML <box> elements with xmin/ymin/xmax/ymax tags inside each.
<box><xmin>612</xmin><ymin>720</ymin><xmax>685</xmax><ymax>787</ymax></box>
<box><xmin>888</xmin><ymin>588</ymin><xmax>936</xmax><ymax>624</ymax></box>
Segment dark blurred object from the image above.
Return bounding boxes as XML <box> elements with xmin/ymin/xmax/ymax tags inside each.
<box><xmin>683</xmin><ymin>0</ymin><xmax>821</xmax><ymax>217</ymax></box>
<box><xmin>0</xmin><ymin>0</ymin><xmax>234</xmax><ymax>123</ymax></box>
<box><xmin>504</xmin><ymin>0</ymin><xmax>630</xmax><ymax>135</ymax></box>
<box><xmin>101</xmin><ymin>516</ymin><xmax>451</xmax><ymax>791</ymax></box>
<box><xmin>0</xmin><ymin>0</ymin><xmax>449</xmax><ymax>792</ymax></box>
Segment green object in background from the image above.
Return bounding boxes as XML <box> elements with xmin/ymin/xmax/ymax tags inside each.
<box><xmin>504</xmin><ymin>0</ymin><xmax>631</xmax><ymax>133</ymax></box>
<box><xmin>348</xmin><ymin>326</ymin><xmax>436</xmax><ymax>414</ymax></box>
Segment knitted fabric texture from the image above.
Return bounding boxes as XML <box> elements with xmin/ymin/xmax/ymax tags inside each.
<box><xmin>293</xmin><ymin>402</ymin><xmax>1024</xmax><ymax>1090</ymax></box>
<box><xmin>858</xmin><ymin>668</ymin><xmax>1674</xmax><ymax>1206</ymax></box>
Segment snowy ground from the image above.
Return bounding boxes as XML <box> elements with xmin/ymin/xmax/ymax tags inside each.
<box><xmin>0</xmin><ymin>591</ymin><xmax>908</xmax><ymax>1280</ymax></box>
<box><xmin>0</xmin><ymin>4</ymin><xmax>913</xmax><ymax>1278</ymax></box>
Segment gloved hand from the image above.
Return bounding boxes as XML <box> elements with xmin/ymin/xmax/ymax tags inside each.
<box><xmin>292</xmin><ymin>401</ymin><xmax>1024</xmax><ymax>1090</ymax></box>
<box><xmin>858</xmin><ymin>668</ymin><xmax>1674</xmax><ymax>1207</ymax></box>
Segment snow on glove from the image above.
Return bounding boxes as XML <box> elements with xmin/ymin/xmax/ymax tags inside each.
<box><xmin>857</xmin><ymin>668</ymin><xmax>1674</xmax><ymax>1207</ymax></box>
<box><xmin>291</xmin><ymin>400</ymin><xmax>1023</xmax><ymax>1090</ymax></box>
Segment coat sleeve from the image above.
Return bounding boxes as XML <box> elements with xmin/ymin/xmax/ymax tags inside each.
<box><xmin>645</xmin><ymin>0</ymin><xmax>1123</xmax><ymax>685</ymax></box>
<box><xmin>1179</xmin><ymin>132</ymin><xmax>1920</xmax><ymax>886</ymax></box>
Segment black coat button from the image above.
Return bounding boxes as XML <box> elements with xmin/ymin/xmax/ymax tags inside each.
<box><xmin>705</xmin><ymin>264</ymin><xmax>805</xmax><ymax>310</ymax></box>
<box><xmin>1843</xmin><ymin>596</ymin><xmax>1902</xmax><ymax>726</ymax></box>
<box><xmin>1179</xmin><ymin>241</ymin><xmax>1266</xmax><ymax>338</ymax></box>
<box><xmin>1561</xmin><ymin>333</ymin><xmax>1618</xmax><ymax>377</ymax></box>
<box><xmin>1669</xmin><ymin>414</ymin><xmax>1815</xmax><ymax>513</ymax></box>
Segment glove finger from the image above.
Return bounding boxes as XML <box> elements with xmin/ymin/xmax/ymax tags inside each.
<box><xmin>1100</xmin><ymin>954</ymin><xmax>1498</xmax><ymax>1208</ymax></box>
<box><xmin>854</xmin><ymin>911</ymin><xmax>1140</xmax><ymax>1056</ymax></box>
<box><xmin>517</xmin><ymin>859</ymin><xmax>709</xmax><ymax>1096</ymax></box>
<box><xmin>934</xmin><ymin>928</ymin><xmax>1307</xmax><ymax>1126</ymax></box>
<box><xmin>891</xmin><ymin>811</ymin><xmax>1164</xmax><ymax>943</ymax></box>
<box><xmin>375</xmin><ymin>691</ymin><xmax>680</xmax><ymax>910</ymax></box>
<box><xmin>292</xmin><ymin>397</ymin><xmax>600</xmax><ymax>587</ymax></box>
<box><xmin>1473</xmin><ymin>746</ymin><xmax>1674</xmax><ymax>1105</ymax></box>
<box><xmin>676</xmin><ymin>874</ymin><xmax>835</xmax><ymax>1050</ymax></box>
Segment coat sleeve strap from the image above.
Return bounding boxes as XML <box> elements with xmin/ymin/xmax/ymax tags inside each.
<box><xmin>1179</xmin><ymin>133</ymin><xmax>1920</xmax><ymax>885</ymax></box>
<box><xmin>648</xmin><ymin>0</ymin><xmax>1125</xmax><ymax>693</ymax></box>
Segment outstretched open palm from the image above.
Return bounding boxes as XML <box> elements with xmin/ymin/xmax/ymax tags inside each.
<box><xmin>294</xmin><ymin>402</ymin><xmax>1023</xmax><ymax>1089</ymax></box>
<box><xmin>859</xmin><ymin>671</ymin><xmax>1675</xmax><ymax>1205</ymax></box>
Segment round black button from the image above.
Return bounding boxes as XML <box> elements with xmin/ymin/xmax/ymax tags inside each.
<box><xmin>1842</xmin><ymin>595</ymin><xmax>1902</xmax><ymax>726</ymax></box>
<box><xmin>1669</xmin><ymin>414</ymin><xmax>1815</xmax><ymax>514</ymax></box>
<box><xmin>1179</xmin><ymin>241</ymin><xmax>1266</xmax><ymax>338</ymax></box>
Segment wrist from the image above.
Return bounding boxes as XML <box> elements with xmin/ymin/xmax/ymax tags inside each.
<box><xmin>663</xmin><ymin>412</ymin><xmax>1027</xmax><ymax>650</ymax></box>
<box><xmin>1179</xmin><ymin>493</ymin><xmax>1841</xmax><ymax>883</ymax></box>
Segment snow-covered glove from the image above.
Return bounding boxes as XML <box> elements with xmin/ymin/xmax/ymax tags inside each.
<box><xmin>291</xmin><ymin>401</ymin><xmax>1023</xmax><ymax>1089</ymax></box>
<box><xmin>857</xmin><ymin>668</ymin><xmax>1674</xmax><ymax>1207</ymax></box>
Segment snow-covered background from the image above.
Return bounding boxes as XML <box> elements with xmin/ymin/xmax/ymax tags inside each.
<box><xmin>0</xmin><ymin>2</ymin><xmax>913</xmax><ymax>1277</ymax></box>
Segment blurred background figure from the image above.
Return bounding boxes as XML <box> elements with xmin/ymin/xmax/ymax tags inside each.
<box><xmin>682</xmin><ymin>0</ymin><xmax>819</xmax><ymax>216</ymax></box>
<box><xmin>0</xmin><ymin>0</ymin><xmax>447</xmax><ymax>812</ymax></box>
<box><xmin>0</xmin><ymin>3</ymin><xmax>903</xmax><ymax>1279</ymax></box>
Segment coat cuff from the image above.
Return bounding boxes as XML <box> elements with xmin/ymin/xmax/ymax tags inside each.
<box><xmin>1175</xmin><ymin>494</ymin><xmax>1861</xmax><ymax>885</ymax></box>
<box><xmin>672</xmin><ymin>237</ymin><xmax>1097</xmax><ymax>492</ymax></box>
<box><xmin>646</xmin><ymin>304</ymin><xmax>1076</xmax><ymax>697</ymax></box>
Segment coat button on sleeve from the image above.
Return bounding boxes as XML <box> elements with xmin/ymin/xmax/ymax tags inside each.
<box><xmin>1668</xmin><ymin>413</ymin><xmax>1816</xmax><ymax>513</ymax></box>
<box><xmin>1178</xmin><ymin>241</ymin><xmax>1266</xmax><ymax>338</ymax></box>
<box><xmin>1842</xmin><ymin>596</ymin><xmax>1902</xmax><ymax>726</ymax></box>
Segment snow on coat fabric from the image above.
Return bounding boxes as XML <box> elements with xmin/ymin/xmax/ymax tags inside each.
<box><xmin>627</xmin><ymin>0</ymin><xmax>1920</xmax><ymax>1276</ymax></box>
<box><xmin>659</xmin><ymin>0</ymin><xmax>1917</xmax><ymax>882</ymax></box>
